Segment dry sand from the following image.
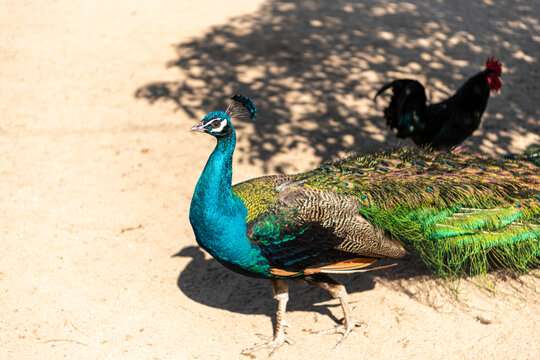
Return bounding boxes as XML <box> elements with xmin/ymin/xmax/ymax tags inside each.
<box><xmin>1</xmin><ymin>1</ymin><xmax>539</xmax><ymax>359</ymax></box>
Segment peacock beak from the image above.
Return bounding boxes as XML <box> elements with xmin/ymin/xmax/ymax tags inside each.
<box><xmin>190</xmin><ymin>121</ymin><xmax>206</xmax><ymax>133</ymax></box>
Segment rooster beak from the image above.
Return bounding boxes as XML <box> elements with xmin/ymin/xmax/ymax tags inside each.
<box><xmin>190</xmin><ymin>121</ymin><xmax>206</xmax><ymax>133</ymax></box>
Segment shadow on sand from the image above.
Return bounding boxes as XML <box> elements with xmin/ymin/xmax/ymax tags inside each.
<box><xmin>137</xmin><ymin>0</ymin><xmax>539</xmax><ymax>172</ymax></box>
<box><xmin>174</xmin><ymin>246</ymin><xmax>431</xmax><ymax>329</ymax></box>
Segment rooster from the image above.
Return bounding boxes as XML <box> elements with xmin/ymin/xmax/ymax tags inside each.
<box><xmin>374</xmin><ymin>58</ymin><xmax>502</xmax><ymax>149</ymax></box>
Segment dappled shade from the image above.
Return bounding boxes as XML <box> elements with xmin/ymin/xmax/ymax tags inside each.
<box><xmin>137</xmin><ymin>0</ymin><xmax>539</xmax><ymax>173</ymax></box>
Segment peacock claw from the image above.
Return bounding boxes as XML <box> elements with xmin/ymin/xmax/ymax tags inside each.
<box><xmin>242</xmin><ymin>332</ymin><xmax>294</xmax><ymax>358</ymax></box>
<box><xmin>313</xmin><ymin>319</ymin><xmax>364</xmax><ymax>347</ymax></box>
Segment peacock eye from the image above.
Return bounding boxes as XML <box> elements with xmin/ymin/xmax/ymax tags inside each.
<box><xmin>212</xmin><ymin>120</ymin><xmax>221</xmax><ymax>128</ymax></box>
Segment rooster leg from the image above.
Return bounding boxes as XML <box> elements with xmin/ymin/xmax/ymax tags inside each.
<box><xmin>301</xmin><ymin>274</ymin><xmax>364</xmax><ymax>347</ymax></box>
<box><xmin>242</xmin><ymin>279</ymin><xmax>294</xmax><ymax>357</ymax></box>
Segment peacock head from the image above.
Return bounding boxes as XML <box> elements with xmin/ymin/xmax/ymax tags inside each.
<box><xmin>190</xmin><ymin>111</ymin><xmax>232</xmax><ymax>138</ymax></box>
<box><xmin>190</xmin><ymin>95</ymin><xmax>257</xmax><ymax>138</ymax></box>
<box><xmin>485</xmin><ymin>57</ymin><xmax>502</xmax><ymax>92</ymax></box>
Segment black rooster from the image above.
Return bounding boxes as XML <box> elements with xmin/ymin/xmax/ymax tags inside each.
<box><xmin>374</xmin><ymin>58</ymin><xmax>502</xmax><ymax>149</ymax></box>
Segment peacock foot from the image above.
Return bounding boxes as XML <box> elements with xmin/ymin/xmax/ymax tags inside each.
<box><xmin>313</xmin><ymin>318</ymin><xmax>364</xmax><ymax>347</ymax></box>
<box><xmin>241</xmin><ymin>331</ymin><xmax>294</xmax><ymax>358</ymax></box>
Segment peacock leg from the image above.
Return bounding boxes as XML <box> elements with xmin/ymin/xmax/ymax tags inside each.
<box><xmin>302</xmin><ymin>274</ymin><xmax>364</xmax><ymax>346</ymax></box>
<box><xmin>242</xmin><ymin>279</ymin><xmax>294</xmax><ymax>357</ymax></box>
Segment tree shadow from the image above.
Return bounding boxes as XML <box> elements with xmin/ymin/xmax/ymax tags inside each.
<box><xmin>174</xmin><ymin>246</ymin><xmax>430</xmax><ymax>327</ymax></box>
<box><xmin>136</xmin><ymin>0</ymin><xmax>539</xmax><ymax>173</ymax></box>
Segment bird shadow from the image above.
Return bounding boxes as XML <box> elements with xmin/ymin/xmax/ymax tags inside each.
<box><xmin>136</xmin><ymin>0</ymin><xmax>539</xmax><ymax>172</ymax></box>
<box><xmin>174</xmin><ymin>245</ymin><xmax>432</xmax><ymax>329</ymax></box>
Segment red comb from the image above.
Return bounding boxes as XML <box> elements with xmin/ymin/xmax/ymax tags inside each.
<box><xmin>485</xmin><ymin>57</ymin><xmax>502</xmax><ymax>75</ymax></box>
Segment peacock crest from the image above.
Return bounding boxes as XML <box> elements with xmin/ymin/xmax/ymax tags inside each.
<box><xmin>226</xmin><ymin>94</ymin><xmax>257</xmax><ymax>120</ymax></box>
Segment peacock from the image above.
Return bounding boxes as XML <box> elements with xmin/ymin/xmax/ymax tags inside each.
<box><xmin>188</xmin><ymin>95</ymin><xmax>539</xmax><ymax>357</ymax></box>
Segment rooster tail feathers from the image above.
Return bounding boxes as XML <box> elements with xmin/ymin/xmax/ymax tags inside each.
<box><xmin>374</xmin><ymin>79</ymin><xmax>426</xmax><ymax>99</ymax></box>
<box><xmin>374</xmin><ymin>79</ymin><xmax>428</xmax><ymax>138</ymax></box>
<box><xmin>374</xmin><ymin>80</ymin><xmax>399</xmax><ymax>99</ymax></box>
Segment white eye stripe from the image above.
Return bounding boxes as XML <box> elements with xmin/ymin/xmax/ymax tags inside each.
<box><xmin>210</xmin><ymin>119</ymin><xmax>228</xmax><ymax>133</ymax></box>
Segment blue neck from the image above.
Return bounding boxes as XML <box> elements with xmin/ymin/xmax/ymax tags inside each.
<box><xmin>189</xmin><ymin>130</ymin><xmax>267</xmax><ymax>273</ymax></box>
<box><xmin>199</xmin><ymin>133</ymin><xmax>236</xmax><ymax>205</ymax></box>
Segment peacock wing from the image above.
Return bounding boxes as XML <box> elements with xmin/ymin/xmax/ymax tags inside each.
<box><xmin>236</xmin><ymin>177</ymin><xmax>406</xmax><ymax>276</ymax></box>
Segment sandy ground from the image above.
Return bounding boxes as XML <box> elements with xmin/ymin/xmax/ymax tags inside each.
<box><xmin>1</xmin><ymin>1</ymin><xmax>539</xmax><ymax>359</ymax></box>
